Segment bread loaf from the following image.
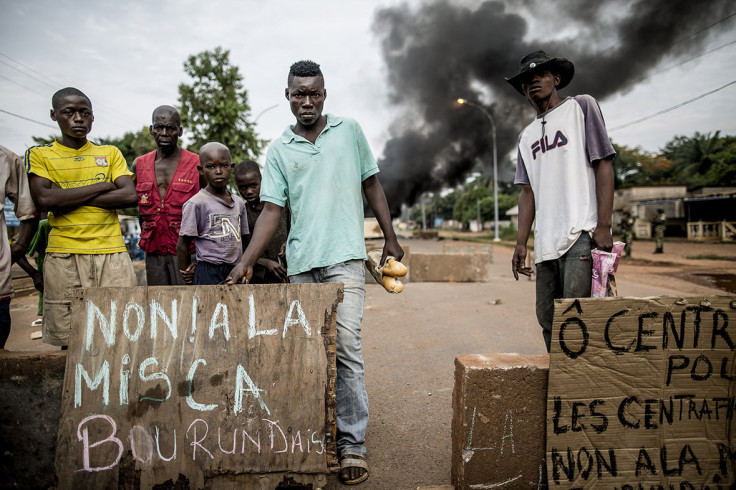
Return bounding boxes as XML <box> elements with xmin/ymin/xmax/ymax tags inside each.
<box><xmin>382</xmin><ymin>258</ymin><xmax>407</xmax><ymax>277</ymax></box>
<box><xmin>382</xmin><ymin>275</ymin><xmax>404</xmax><ymax>293</ymax></box>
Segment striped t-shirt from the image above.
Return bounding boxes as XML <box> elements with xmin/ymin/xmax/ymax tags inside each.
<box><xmin>26</xmin><ymin>140</ymin><xmax>131</xmax><ymax>254</ymax></box>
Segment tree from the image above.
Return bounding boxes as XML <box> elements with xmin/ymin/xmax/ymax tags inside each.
<box><xmin>178</xmin><ymin>47</ymin><xmax>264</xmax><ymax>162</ymax></box>
<box><xmin>612</xmin><ymin>143</ymin><xmax>674</xmax><ymax>187</ymax></box>
<box><xmin>453</xmin><ymin>186</ymin><xmax>492</xmax><ymax>227</ymax></box>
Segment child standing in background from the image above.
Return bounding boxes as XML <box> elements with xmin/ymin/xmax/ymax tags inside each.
<box><xmin>177</xmin><ymin>143</ymin><xmax>249</xmax><ymax>285</ymax></box>
<box><xmin>234</xmin><ymin>160</ymin><xmax>289</xmax><ymax>283</ymax></box>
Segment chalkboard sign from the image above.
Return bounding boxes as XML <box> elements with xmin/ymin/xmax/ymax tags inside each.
<box><xmin>547</xmin><ymin>296</ymin><xmax>736</xmax><ymax>488</ymax></box>
<box><xmin>55</xmin><ymin>284</ymin><xmax>342</xmax><ymax>489</ymax></box>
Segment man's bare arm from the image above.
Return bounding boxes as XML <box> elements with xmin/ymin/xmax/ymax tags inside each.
<box><xmin>85</xmin><ymin>175</ymin><xmax>138</xmax><ymax>209</ymax></box>
<box><xmin>592</xmin><ymin>157</ymin><xmax>614</xmax><ymax>252</ymax></box>
<box><xmin>227</xmin><ymin>203</ymin><xmax>283</xmax><ymax>284</ymax></box>
<box><xmin>10</xmin><ymin>218</ymin><xmax>38</xmax><ymax>264</ymax></box>
<box><xmin>362</xmin><ymin>175</ymin><xmax>403</xmax><ymax>264</ymax></box>
<box><xmin>512</xmin><ymin>184</ymin><xmax>535</xmax><ymax>280</ymax></box>
<box><xmin>29</xmin><ymin>174</ymin><xmax>115</xmax><ymax>213</ymax></box>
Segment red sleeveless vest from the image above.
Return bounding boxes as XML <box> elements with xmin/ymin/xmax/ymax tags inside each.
<box><xmin>135</xmin><ymin>149</ymin><xmax>200</xmax><ymax>254</ymax></box>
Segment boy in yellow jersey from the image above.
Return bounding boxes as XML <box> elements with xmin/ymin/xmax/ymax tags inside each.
<box><xmin>26</xmin><ymin>87</ymin><xmax>138</xmax><ymax>348</ymax></box>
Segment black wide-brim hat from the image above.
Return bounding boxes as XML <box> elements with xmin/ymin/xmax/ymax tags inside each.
<box><xmin>505</xmin><ymin>50</ymin><xmax>575</xmax><ymax>95</ymax></box>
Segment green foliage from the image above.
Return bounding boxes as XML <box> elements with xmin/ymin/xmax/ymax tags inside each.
<box><xmin>409</xmin><ymin>190</ymin><xmax>461</xmax><ymax>226</ymax></box>
<box><xmin>178</xmin><ymin>47</ymin><xmax>265</xmax><ymax>162</ymax></box>
<box><xmin>453</xmin><ymin>185</ymin><xmax>492</xmax><ymax>226</ymax></box>
<box><xmin>499</xmin><ymin>222</ymin><xmax>519</xmax><ymax>241</ymax></box>
<box><xmin>98</xmin><ymin>126</ymin><xmax>157</xmax><ymax>169</ymax></box>
<box><xmin>451</xmin><ymin>178</ymin><xmax>519</xmax><ymax>228</ymax></box>
<box><xmin>614</xmin><ymin>132</ymin><xmax>736</xmax><ymax>188</ymax></box>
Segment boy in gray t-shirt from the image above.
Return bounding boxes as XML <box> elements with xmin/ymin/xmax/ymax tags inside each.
<box><xmin>177</xmin><ymin>143</ymin><xmax>249</xmax><ymax>285</ymax></box>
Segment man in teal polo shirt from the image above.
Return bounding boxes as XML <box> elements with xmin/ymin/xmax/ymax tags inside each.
<box><xmin>228</xmin><ymin>60</ymin><xmax>403</xmax><ymax>485</ymax></box>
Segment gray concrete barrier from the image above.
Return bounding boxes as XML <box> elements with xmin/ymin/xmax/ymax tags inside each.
<box><xmin>410</xmin><ymin>253</ymin><xmax>490</xmax><ymax>282</ymax></box>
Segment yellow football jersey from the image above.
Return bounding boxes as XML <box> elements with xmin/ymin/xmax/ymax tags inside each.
<box><xmin>26</xmin><ymin>140</ymin><xmax>132</xmax><ymax>254</ymax></box>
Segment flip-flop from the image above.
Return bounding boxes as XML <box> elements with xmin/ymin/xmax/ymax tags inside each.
<box><xmin>339</xmin><ymin>452</ymin><xmax>369</xmax><ymax>485</ymax></box>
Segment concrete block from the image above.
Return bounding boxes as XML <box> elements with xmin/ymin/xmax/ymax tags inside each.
<box><xmin>443</xmin><ymin>243</ymin><xmax>493</xmax><ymax>263</ymax></box>
<box><xmin>0</xmin><ymin>351</ymin><xmax>66</xmax><ymax>489</ymax></box>
<box><xmin>410</xmin><ymin>253</ymin><xmax>490</xmax><ymax>282</ymax></box>
<box><xmin>452</xmin><ymin>353</ymin><xmax>549</xmax><ymax>490</ymax></box>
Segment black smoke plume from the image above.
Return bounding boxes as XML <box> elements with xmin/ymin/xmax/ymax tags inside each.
<box><xmin>373</xmin><ymin>0</ymin><xmax>734</xmax><ymax>214</ymax></box>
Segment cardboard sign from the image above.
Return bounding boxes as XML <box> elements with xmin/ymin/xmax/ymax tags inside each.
<box><xmin>547</xmin><ymin>296</ymin><xmax>736</xmax><ymax>488</ymax></box>
<box><xmin>55</xmin><ymin>284</ymin><xmax>342</xmax><ymax>489</ymax></box>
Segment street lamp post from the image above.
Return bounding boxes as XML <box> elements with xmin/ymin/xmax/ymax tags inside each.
<box><xmin>254</xmin><ymin>104</ymin><xmax>279</xmax><ymax>124</ymax></box>
<box><xmin>457</xmin><ymin>98</ymin><xmax>500</xmax><ymax>242</ymax></box>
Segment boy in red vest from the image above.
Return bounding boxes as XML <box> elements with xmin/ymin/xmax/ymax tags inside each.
<box><xmin>132</xmin><ymin>105</ymin><xmax>202</xmax><ymax>285</ymax></box>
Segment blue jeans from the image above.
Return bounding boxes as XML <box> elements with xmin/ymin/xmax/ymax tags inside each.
<box><xmin>289</xmin><ymin>260</ymin><xmax>368</xmax><ymax>456</ymax></box>
<box><xmin>536</xmin><ymin>233</ymin><xmax>592</xmax><ymax>352</ymax></box>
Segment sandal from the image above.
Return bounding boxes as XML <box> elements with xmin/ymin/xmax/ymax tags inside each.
<box><xmin>339</xmin><ymin>452</ymin><xmax>369</xmax><ymax>485</ymax></box>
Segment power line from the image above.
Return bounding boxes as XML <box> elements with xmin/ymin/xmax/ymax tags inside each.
<box><xmin>0</xmin><ymin>108</ymin><xmax>57</xmax><ymax>130</ymax></box>
<box><xmin>628</xmin><ymin>39</ymin><xmax>736</xmax><ymax>86</ymax></box>
<box><xmin>0</xmin><ymin>73</ymin><xmax>49</xmax><ymax>98</ymax></box>
<box><xmin>0</xmin><ymin>57</ymin><xmax>58</xmax><ymax>91</ymax></box>
<box><xmin>0</xmin><ymin>51</ymin><xmax>62</xmax><ymax>88</ymax></box>
<box><xmin>0</xmin><ymin>50</ymin><xmax>142</xmax><ymax>129</ymax></box>
<box><xmin>608</xmin><ymin>80</ymin><xmax>736</xmax><ymax>132</ymax></box>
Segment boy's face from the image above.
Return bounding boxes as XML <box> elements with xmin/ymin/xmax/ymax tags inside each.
<box><xmin>286</xmin><ymin>76</ymin><xmax>326</xmax><ymax>127</ymax></box>
<box><xmin>235</xmin><ymin>171</ymin><xmax>261</xmax><ymax>204</ymax></box>
<box><xmin>51</xmin><ymin>95</ymin><xmax>94</xmax><ymax>139</ymax></box>
<box><xmin>520</xmin><ymin>69</ymin><xmax>560</xmax><ymax>103</ymax></box>
<box><xmin>199</xmin><ymin>148</ymin><xmax>234</xmax><ymax>190</ymax></box>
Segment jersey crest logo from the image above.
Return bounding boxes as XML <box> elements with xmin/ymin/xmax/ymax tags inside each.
<box><xmin>531</xmin><ymin>130</ymin><xmax>569</xmax><ymax>160</ymax></box>
<box><xmin>94</xmin><ymin>156</ymin><xmax>109</xmax><ymax>167</ymax></box>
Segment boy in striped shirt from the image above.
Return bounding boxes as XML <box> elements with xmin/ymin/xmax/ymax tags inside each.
<box><xmin>26</xmin><ymin>87</ymin><xmax>138</xmax><ymax>348</ymax></box>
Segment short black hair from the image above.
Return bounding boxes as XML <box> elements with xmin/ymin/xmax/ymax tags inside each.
<box><xmin>288</xmin><ymin>60</ymin><xmax>323</xmax><ymax>85</ymax></box>
<box><xmin>152</xmin><ymin>105</ymin><xmax>181</xmax><ymax>124</ymax></box>
<box><xmin>52</xmin><ymin>87</ymin><xmax>91</xmax><ymax>111</ymax></box>
<box><xmin>234</xmin><ymin>160</ymin><xmax>261</xmax><ymax>178</ymax></box>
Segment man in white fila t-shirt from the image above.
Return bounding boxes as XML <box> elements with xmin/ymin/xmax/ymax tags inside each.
<box><xmin>507</xmin><ymin>50</ymin><xmax>616</xmax><ymax>352</ymax></box>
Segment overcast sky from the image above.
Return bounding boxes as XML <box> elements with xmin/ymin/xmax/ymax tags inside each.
<box><xmin>1</xmin><ymin>0</ymin><xmax>734</xmax><ymax>164</ymax></box>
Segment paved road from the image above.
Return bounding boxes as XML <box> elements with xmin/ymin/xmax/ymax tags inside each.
<box><xmin>3</xmin><ymin>237</ymin><xmax>733</xmax><ymax>489</ymax></box>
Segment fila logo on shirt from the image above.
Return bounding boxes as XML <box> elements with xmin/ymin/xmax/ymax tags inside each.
<box><xmin>531</xmin><ymin>130</ymin><xmax>568</xmax><ymax>160</ymax></box>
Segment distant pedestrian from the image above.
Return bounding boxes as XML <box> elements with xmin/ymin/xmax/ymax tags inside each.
<box><xmin>1</xmin><ymin>145</ymin><xmax>43</xmax><ymax>349</ymax></box>
<box><xmin>651</xmin><ymin>208</ymin><xmax>666</xmax><ymax>254</ymax></box>
<box><xmin>132</xmin><ymin>106</ymin><xmax>202</xmax><ymax>285</ymax></box>
<box><xmin>234</xmin><ymin>160</ymin><xmax>289</xmax><ymax>284</ymax></box>
<box><xmin>26</xmin><ymin>87</ymin><xmax>137</xmax><ymax>348</ymax></box>
<box><xmin>507</xmin><ymin>51</ymin><xmax>615</xmax><ymax>352</ymax></box>
<box><xmin>621</xmin><ymin>210</ymin><xmax>634</xmax><ymax>258</ymax></box>
<box><xmin>176</xmin><ymin>143</ymin><xmax>249</xmax><ymax>285</ymax></box>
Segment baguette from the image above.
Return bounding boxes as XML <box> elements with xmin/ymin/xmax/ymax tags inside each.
<box><xmin>382</xmin><ymin>258</ymin><xmax>407</xmax><ymax>277</ymax></box>
<box><xmin>382</xmin><ymin>275</ymin><xmax>404</xmax><ymax>293</ymax></box>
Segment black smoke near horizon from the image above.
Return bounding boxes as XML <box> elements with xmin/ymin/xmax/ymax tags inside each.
<box><xmin>373</xmin><ymin>0</ymin><xmax>733</xmax><ymax>214</ymax></box>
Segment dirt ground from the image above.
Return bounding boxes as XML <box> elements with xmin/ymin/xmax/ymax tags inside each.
<box><xmin>2</xmin><ymin>236</ymin><xmax>735</xmax><ymax>489</ymax></box>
